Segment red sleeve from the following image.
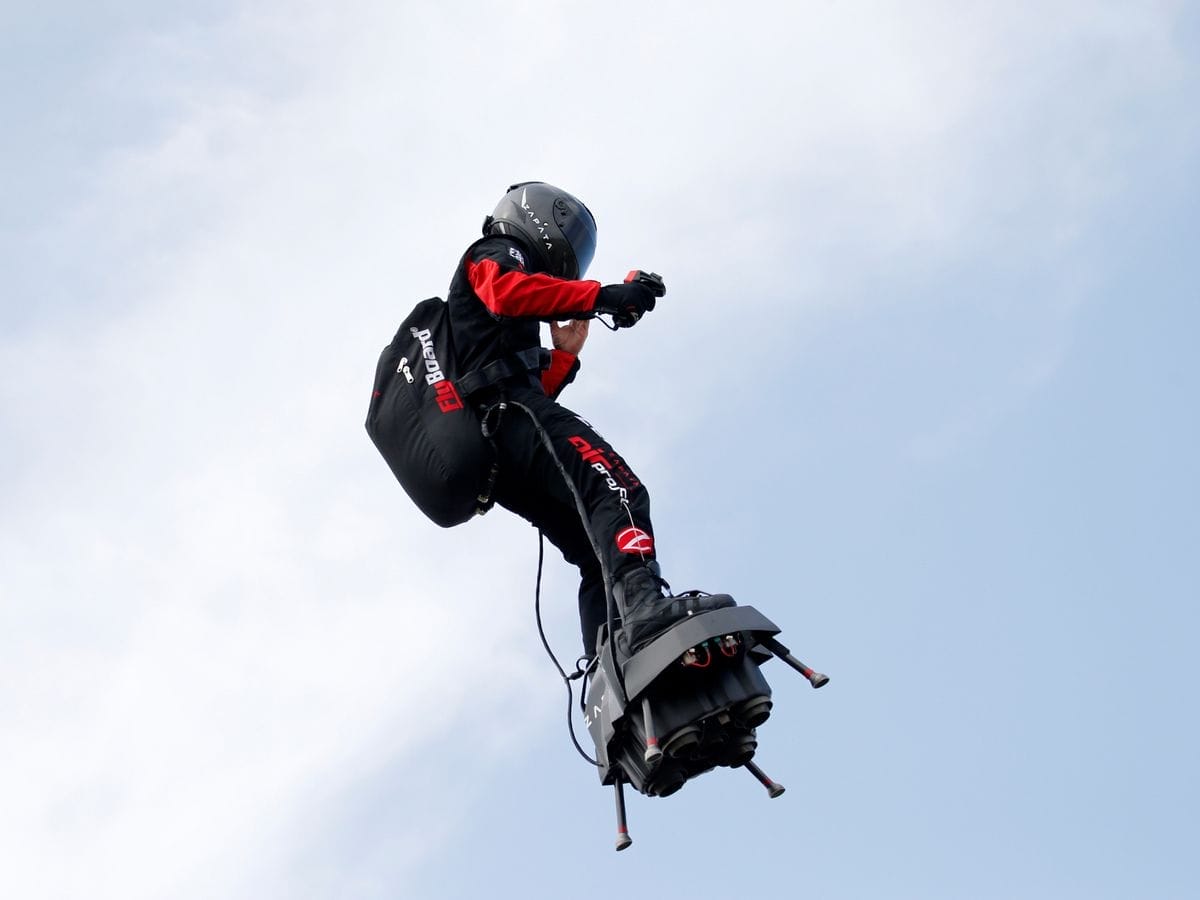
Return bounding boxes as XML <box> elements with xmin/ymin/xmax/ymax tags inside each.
<box><xmin>541</xmin><ymin>349</ymin><xmax>580</xmax><ymax>399</ymax></box>
<box><xmin>467</xmin><ymin>257</ymin><xmax>600</xmax><ymax>319</ymax></box>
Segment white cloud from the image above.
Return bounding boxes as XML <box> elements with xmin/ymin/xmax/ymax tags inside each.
<box><xmin>2</xmin><ymin>1</ymin><xmax>1195</xmax><ymax>897</ymax></box>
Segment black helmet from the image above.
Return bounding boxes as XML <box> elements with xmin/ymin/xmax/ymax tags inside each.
<box><xmin>483</xmin><ymin>182</ymin><xmax>598</xmax><ymax>280</ymax></box>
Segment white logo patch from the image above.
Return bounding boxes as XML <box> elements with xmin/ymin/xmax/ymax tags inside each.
<box><xmin>508</xmin><ymin>246</ymin><xmax>526</xmax><ymax>267</ymax></box>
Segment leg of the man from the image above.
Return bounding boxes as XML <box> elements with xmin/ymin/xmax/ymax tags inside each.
<box><xmin>494</xmin><ymin>387</ymin><xmax>657</xmax><ymax>584</ymax></box>
<box><xmin>490</xmin><ymin>387</ymin><xmax>730</xmax><ymax>652</ymax></box>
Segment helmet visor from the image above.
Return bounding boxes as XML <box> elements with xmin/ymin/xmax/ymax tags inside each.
<box><xmin>558</xmin><ymin>206</ymin><xmax>597</xmax><ymax>279</ymax></box>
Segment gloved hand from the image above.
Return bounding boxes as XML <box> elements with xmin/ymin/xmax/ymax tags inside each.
<box><xmin>594</xmin><ymin>272</ymin><xmax>665</xmax><ymax>328</ymax></box>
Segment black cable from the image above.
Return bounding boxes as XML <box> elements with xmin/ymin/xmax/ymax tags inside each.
<box><xmin>503</xmin><ymin>398</ymin><xmax>628</xmax><ymax>702</ymax></box>
<box><xmin>534</xmin><ymin>530</ymin><xmax>599</xmax><ymax>768</ymax></box>
<box><xmin>593</xmin><ymin>313</ymin><xmax>620</xmax><ymax>332</ymax></box>
<box><xmin>488</xmin><ymin>394</ymin><xmax>630</xmax><ymax>764</ymax></box>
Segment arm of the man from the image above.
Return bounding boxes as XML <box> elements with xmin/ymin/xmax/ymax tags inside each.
<box><xmin>465</xmin><ymin>238</ymin><xmax>601</xmax><ymax>320</ymax></box>
<box><xmin>541</xmin><ymin>319</ymin><xmax>589</xmax><ymax>398</ymax></box>
<box><xmin>541</xmin><ymin>348</ymin><xmax>579</xmax><ymax>399</ymax></box>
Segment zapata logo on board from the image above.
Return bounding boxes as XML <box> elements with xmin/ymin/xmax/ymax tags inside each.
<box><xmin>616</xmin><ymin>526</ymin><xmax>654</xmax><ymax>555</ymax></box>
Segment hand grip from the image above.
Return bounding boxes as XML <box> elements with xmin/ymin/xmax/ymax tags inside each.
<box><xmin>624</xmin><ymin>270</ymin><xmax>666</xmax><ymax>297</ymax></box>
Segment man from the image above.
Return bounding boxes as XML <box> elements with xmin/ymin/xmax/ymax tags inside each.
<box><xmin>447</xmin><ymin>182</ymin><xmax>730</xmax><ymax>658</ymax></box>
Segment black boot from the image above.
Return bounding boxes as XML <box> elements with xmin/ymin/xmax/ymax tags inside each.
<box><xmin>614</xmin><ymin>563</ymin><xmax>735</xmax><ymax>650</ymax></box>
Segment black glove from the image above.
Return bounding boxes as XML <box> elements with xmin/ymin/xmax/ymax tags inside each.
<box><xmin>594</xmin><ymin>277</ymin><xmax>662</xmax><ymax>328</ymax></box>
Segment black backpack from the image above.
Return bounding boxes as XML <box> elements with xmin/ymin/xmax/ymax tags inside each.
<box><xmin>365</xmin><ymin>297</ymin><xmax>542</xmax><ymax>527</ymax></box>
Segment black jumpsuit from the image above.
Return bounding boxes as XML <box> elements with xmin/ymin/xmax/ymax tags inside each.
<box><xmin>447</xmin><ymin>235</ymin><xmax>656</xmax><ymax>655</ymax></box>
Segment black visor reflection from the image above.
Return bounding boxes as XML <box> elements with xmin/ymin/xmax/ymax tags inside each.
<box><xmin>560</xmin><ymin>211</ymin><xmax>597</xmax><ymax>279</ymax></box>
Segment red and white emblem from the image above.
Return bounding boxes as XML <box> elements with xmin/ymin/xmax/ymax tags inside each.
<box><xmin>616</xmin><ymin>526</ymin><xmax>654</xmax><ymax>555</ymax></box>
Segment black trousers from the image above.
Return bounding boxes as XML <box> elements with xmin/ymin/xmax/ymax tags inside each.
<box><xmin>488</xmin><ymin>385</ymin><xmax>656</xmax><ymax>656</ymax></box>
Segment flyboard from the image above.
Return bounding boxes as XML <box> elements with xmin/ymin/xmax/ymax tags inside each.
<box><xmin>583</xmin><ymin>594</ymin><xmax>828</xmax><ymax>850</ymax></box>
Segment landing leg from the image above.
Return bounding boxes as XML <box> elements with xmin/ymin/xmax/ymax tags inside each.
<box><xmin>641</xmin><ymin>696</ymin><xmax>663</xmax><ymax>769</ymax></box>
<box><xmin>743</xmin><ymin>760</ymin><xmax>786</xmax><ymax>798</ymax></box>
<box><xmin>760</xmin><ymin>637</ymin><xmax>829</xmax><ymax>688</ymax></box>
<box><xmin>613</xmin><ymin>773</ymin><xmax>633</xmax><ymax>851</ymax></box>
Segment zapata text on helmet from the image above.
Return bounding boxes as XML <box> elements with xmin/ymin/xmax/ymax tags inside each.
<box><xmin>519</xmin><ymin>187</ymin><xmax>554</xmax><ymax>255</ymax></box>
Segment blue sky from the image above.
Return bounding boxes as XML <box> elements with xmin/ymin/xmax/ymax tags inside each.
<box><xmin>2</xmin><ymin>2</ymin><xmax>1198</xmax><ymax>898</ymax></box>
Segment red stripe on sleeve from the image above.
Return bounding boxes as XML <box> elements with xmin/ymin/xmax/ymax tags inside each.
<box><xmin>467</xmin><ymin>257</ymin><xmax>599</xmax><ymax>318</ymax></box>
<box><xmin>541</xmin><ymin>349</ymin><xmax>578</xmax><ymax>397</ymax></box>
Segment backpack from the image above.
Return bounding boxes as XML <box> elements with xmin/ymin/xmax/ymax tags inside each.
<box><xmin>365</xmin><ymin>297</ymin><xmax>543</xmax><ymax>527</ymax></box>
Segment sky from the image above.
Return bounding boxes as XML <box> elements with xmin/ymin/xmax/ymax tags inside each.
<box><xmin>2</xmin><ymin>1</ymin><xmax>1198</xmax><ymax>897</ymax></box>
